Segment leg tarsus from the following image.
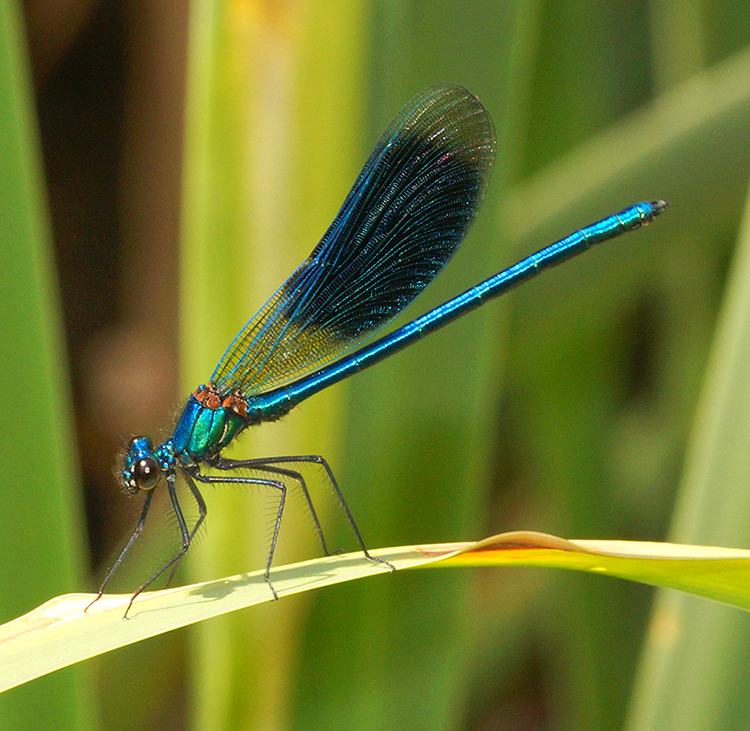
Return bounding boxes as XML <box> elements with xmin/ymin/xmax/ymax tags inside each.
<box><xmin>120</xmin><ymin>472</ymin><xmax>207</xmax><ymax>618</ymax></box>
<box><xmin>86</xmin><ymin>489</ymin><xmax>156</xmax><ymax>614</ymax></box>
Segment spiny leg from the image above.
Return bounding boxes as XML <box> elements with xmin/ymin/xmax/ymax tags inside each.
<box><xmin>191</xmin><ymin>469</ymin><xmax>287</xmax><ymax>599</ymax></box>
<box><xmin>214</xmin><ymin>454</ymin><xmax>394</xmax><ymax>573</ymax></box>
<box><xmin>86</xmin><ymin>489</ymin><xmax>156</xmax><ymax>613</ymax></box>
<box><xmin>124</xmin><ymin>472</ymin><xmax>206</xmax><ymax>617</ymax></box>
<box><xmin>164</xmin><ymin>470</ymin><xmax>209</xmax><ymax>587</ymax></box>
<box><xmin>210</xmin><ymin>457</ymin><xmax>330</xmax><ymax>555</ymax></box>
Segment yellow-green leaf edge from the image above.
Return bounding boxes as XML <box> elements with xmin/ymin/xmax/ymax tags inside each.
<box><xmin>3</xmin><ymin>531</ymin><xmax>750</xmax><ymax>696</ymax></box>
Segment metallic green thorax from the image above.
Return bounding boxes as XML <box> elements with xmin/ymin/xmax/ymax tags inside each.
<box><xmin>171</xmin><ymin>385</ymin><xmax>247</xmax><ymax>462</ymax></box>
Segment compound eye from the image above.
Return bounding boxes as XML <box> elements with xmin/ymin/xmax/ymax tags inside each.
<box><xmin>133</xmin><ymin>457</ymin><xmax>160</xmax><ymax>490</ymax></box>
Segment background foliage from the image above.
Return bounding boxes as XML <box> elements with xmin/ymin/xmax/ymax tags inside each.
<box><xmin>3</xmin><ymin>1</ymin><xmax>750</xmax><ymax>729</ymax></box>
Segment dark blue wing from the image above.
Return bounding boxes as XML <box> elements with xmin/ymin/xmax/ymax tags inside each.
<box><xmin>212</xmin><ymin>84</ymin><xmax>496</xmax><ymax>395</ymax></box>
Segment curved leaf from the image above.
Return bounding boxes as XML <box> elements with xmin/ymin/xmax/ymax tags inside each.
<box><xmin>3</xmin><ymin>531</ymin><xmax>750</xmax><ymax>695</ymax></box>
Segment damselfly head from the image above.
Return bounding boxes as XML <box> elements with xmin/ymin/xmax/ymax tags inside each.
<box><xmin>122</xmin><ymin>436</ymin><xmax>161</xmax><ymax>495</ymax></box>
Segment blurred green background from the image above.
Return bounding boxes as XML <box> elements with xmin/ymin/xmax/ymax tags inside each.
<box><xmin>3</xmin><ymin>0</ymin><xmax>750</xmax><ymax>729</ymax></box>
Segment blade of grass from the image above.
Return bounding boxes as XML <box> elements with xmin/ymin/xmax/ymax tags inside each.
<box><xmin>625</xmin><ymin>164</ymin><xmax>750</xmax><ymax>728</ymax></box>
<box><xmin>0</xmin><ymin>1</ymin><xmax>95</xmax><ymax>729</ymax></box>
<box><xmin>5</xmin><ymin>532</ymin><xmax>750</xmax><ymax>697</ymax></box>
<box><xmin>180</xmin><ymin>3</ymin><xmax>372</xmax><ymax>730</ymax></box>
<box><xmin>502</xmin><ymin>45</ymin><xmax>750</xmax><ymax>243</ymax></box>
